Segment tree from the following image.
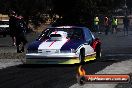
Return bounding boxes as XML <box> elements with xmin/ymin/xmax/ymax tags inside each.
<box><xmin>52</xmin><ymin>0</ymin><xmax>123</xmax><ymax>27</ymax></box>
<box><xmin>0</xmin><ymin>0</ymin><xmax>124</xmax><ymax>26</ymax></box>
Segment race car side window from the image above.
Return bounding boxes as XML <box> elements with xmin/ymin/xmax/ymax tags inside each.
<box><xmin>72</xmin><ymin>28</ymin><xmax>84</xmax><ymax>39</ymax></box>
<box><xmin>84</xmin><ymin>28</ymin><xmax>93</xmax><ymax>44</ymax></box>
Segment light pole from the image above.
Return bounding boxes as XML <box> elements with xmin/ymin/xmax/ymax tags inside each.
<box><xmin>124</xmin><ymin>0</ymin><xmax>127</xmax><ymax>15</ymax></box>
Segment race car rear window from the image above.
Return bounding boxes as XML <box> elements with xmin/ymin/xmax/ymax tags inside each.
<box><xmin>50</xmin><ymin>34</ymin><xmax>61</xmax><ymax>37</ymax></box>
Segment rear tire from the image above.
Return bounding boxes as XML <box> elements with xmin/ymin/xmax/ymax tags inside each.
<box><xmin>96</xmin><ymin>45</ymin><xmax>101</xmax><ymax>60</ymax></box>
<box><xmin>79</xmin><ymin>48</ymin><xmax>85</xmax><ymax>64</ymax></box>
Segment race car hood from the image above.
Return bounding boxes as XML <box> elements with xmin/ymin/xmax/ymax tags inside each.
<box><xmin>27</xmin><ymin>39</ymin><xmax>85</xmax><ymax>51</ymax></box>
<box><xmin>38</xmin><ymin>38</ymin><xmax>68</xmax><ymax>50</ymax></box>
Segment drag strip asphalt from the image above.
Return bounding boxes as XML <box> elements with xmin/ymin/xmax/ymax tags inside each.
<box><xmin>0</xmin><ymin>56</ymin><xmax>130</xmax><ymax>88</ymax></box>
<box><xmin>0</xmin><ymin>29</ymin><xmax>132</xmax><ymax>88</ymax></box>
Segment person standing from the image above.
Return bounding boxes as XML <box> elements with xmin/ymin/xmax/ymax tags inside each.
<box><xmin>94</xmin><ymin>16</ymin><xmax>100</xmax><ymax>33</ymax></box>
<box><xmin>9</xmin><ymin>11</ymin><xmax>17</xmax><ymax>46</ymax></box>
<box><xmin>104</xmin><ymin>16</ymin><xmax>109</xmax><ymax>35</ymax></box>
<box><xmin>123</xmin><ymin>16</ymin><xmax>129</xmax><ymax>36</ymax></box>
<box><xmin>15</xmin><ymin>15</ymin><xmax>28</xmax><ymax>53</ymax></box>
<box><xmin>112</xmin><ymin>17</ymin><xmax>118</xmax><ymax>34</ymax></box>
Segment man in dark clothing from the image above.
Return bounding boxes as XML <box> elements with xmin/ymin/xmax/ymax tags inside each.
<box><xmin>9</xmin><ymin>11</ymin><xmax>27</xmax><ymax>53</ymax></box>
<box><xmin>123</xmin><ymin>16</ymin><xmax>129</xmax><ymax>36</ymax></box>
<box><xmin>104</xmin><ymin>16</ymin><xmax>110</xmax><ymax>35</ymax></box>
<box><xmin>15</xmin><ymin>16</ymin><xmax>28</xmax><ymax>53</ymax></box>
<box><xmin>9</xmin><ymin>11</ymin><xmax>17</xmax><ymax>46</ymax></box>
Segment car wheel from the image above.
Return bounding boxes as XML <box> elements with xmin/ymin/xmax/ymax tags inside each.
<box><xmin>79</xmin><ymin>48</ymin><xmax>85</xmax><ymax>63</ymax></box>
<box><xmin>96</xmin><ymin>45</ymin><xmax>101</xmax><ymax>59</ymax></box>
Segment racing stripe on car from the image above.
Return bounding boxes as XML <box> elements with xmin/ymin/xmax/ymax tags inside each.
<box><xmin>63</xmin><ymin>38</ymin><xmax>70</xmax><ymax>45</ymax></box>
<box><xmin>48</xmin><ymin>31</ymin><xmax>58</xmax><ymax>47</ymax></box>
<box><xmin>49</xmin><ymin>38</ymin><xmax>69</xmax><ymax>48</ymax></box>
<box><xmin>49</xmin><ymin>40</ymin><xmax>57</xmax><ymax>47</ymax></box>
<box><xmin>38</xmin><ymin>38</ymin><xmax>69</xmax><ymax>50</ymax></box>
<box><xmin>60</xmin><ymin>40</ymin><xmax>85</xmax><ymax>50</ymax></box>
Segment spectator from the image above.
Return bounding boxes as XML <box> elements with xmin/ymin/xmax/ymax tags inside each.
<box><xmin>9</xmin><ymin>11</ymin><xmax>17</xmax><ymax>46</ymax></box>
<box><xmin>123</xmin><ymin>16</ymin><xmax>129</xmax><ymax>36</ymax></box>
<box><xmin>94</xmin><ymin>16</ymin><xmax>100</xmax><ymax>33</ymax></box>
<box><xmin>104</xmin><ymin>16</ymin><xmax>110</xmax><ymax>35</ymax></box>
<box><xmin>112</xmin><ymin>17</ymin><xmax>118</xmax><ymax>34</ymax></box>
<box><xmin>15</xmin><ymin>15</ymin><xmax>28</xmax><ymax>53</ymax></box>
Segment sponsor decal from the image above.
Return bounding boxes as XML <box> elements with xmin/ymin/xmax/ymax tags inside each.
<box><xmin>76</xmin><ymin>65</ymin><xmax>130</xmax><ymax>85</ymax></box>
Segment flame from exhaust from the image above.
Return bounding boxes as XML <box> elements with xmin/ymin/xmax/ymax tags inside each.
<box><xmin>78</xmin><ymin>65</ymin><xmax>86</xmax><ymax>76</ymax></box>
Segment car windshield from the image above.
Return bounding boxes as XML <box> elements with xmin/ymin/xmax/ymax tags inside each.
<box><xmin>38</xmin><ymin>28</ymin><xmax>84</xmax><ymax>41</ymax></box>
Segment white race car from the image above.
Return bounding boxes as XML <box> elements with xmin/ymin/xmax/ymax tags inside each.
<box><xmin>26</xmin><ymin>26</ymin><xmax>101</xmax><ymax>64</ymax></box>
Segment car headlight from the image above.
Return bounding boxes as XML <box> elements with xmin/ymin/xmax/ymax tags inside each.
<box><xmin>38</xmin><ymin>49</ymin><xmax>42</xmax><ymax>53</ymax></box>
<box><xmin>71</xmin><ymin>49</ymin><xmax>76</xmax><ymax>53</ymax></box>
<box><xmin>55</xmin><ymin>50</ymin><xmax>60</xmax><ymax>53</ymax></box>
